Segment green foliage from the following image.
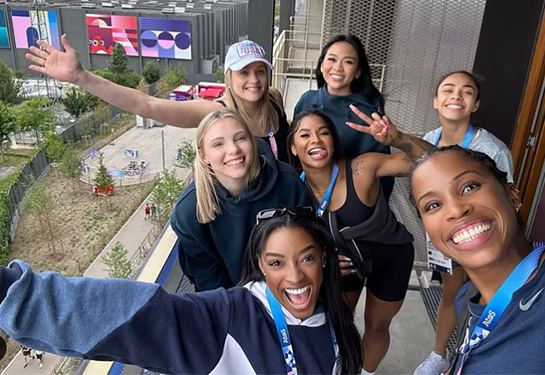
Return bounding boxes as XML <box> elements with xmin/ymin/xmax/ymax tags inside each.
<box><xmin>162</xmin><ymin>64</ymin><xmax>187</xmax><ymax>91</ymax></box>
<box><xmin>13</xmin><ymin>97</ymin><xmax>54</xmax><ymax>144</ymax></box>
<box><xmin>0</xmin><ymin>171</ymin><xmax>20</xmax><ymax>265</ymax></box>
<box><xmin>214</xmin><ymin>66</ymin><xmax>224</xmax><ymax>83</ymax></box>
<box><xmin>92</xmin><ymin>152</ymin><xmax>114</xmax><ymax>190</ymax></box>
<box><xmin>150</xmin><ymin>170</ymin><xmax>184</xmax><ymax>224</ymax></box>
<box><xmin>142</xmin><ymin>61</ymin><xmax>161</xmax><ymax>84</ymax></box>
<box><xmin>44</xmin><ymin>132</ymin><xmax>66</xmax><ymax>162</ymax></box>
<box><xmin>61</xmin><ymin>87</ymin><xmax>91</xmax><ymax>118</ymax></box>
<box><xmin>109</xmin><ymin>43</ymin><xmax>129</xmax><ymax>74</ymax></box>
<box><xmin>0</xmin><ymin>60</ymin><xmax>23</xmax><ymax>105</ymax></box>
<box><xmin>95</xmin><ymin>68</ymin><xmax>141</xmax><ymax>89</ymax></box>
<box><xmin>102</xmin><ymin>241</ymin><xmax>132</xmax><ymax>278</ymax></box>
<box><xmin>176</xmin><ymin>139</ymin><xmax>196</xmax><ymax>170</ymax></box>
<box><xmin>59</xmin><ymin>144</ymin><xmax>81</xmax><ymax>181</ymax></box>
<box><xmin>24</xmin><ymin>180</ymin><xmax>61</xmax><ymax>257</ymax></box>
<box><xmin>0</xmin><ymin>102</ymin><xmax>15</xmax><ymax>160</ymax></box>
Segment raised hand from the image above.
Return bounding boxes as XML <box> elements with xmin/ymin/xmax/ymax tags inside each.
<box><xmin>346</xmin><ymin>104</ymin><xmax>400</xmax><ymax>146</ymax></box>
<box><xmin>26</xmin><ymin>34</ymin><xmax>84</xmax><ymax>84</ymax></box>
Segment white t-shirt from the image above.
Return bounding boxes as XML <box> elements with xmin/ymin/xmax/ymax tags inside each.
<box><xmin>423</xmin><ymin>126</ymin><xmax>515</xmax><ymax>182</ymax></box>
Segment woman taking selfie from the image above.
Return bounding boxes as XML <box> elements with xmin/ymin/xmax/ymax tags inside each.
<box><xmin>0</xmin><ymin>208</ymin><xmax>362</xmax><ymax>374</ymax></box>
<box><xmin>414</xmin><ymin>71</ymin><xmax>514</xmax><ymax>375</ymax></box>
<box><xmin>410</xmin><ymin>146</ymin><xmax>544</xmax><ymax>374</ymax></box>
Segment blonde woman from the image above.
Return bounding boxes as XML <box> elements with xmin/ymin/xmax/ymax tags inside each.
<box><xmin>170</xmin><ymin>108</ymin><xmax>309</xmax><ymax>291</ymax></box>
<box><xmin>26</xmin><ymin>37</ymin><xmax>291</xmax><ymax>162</ymax></box>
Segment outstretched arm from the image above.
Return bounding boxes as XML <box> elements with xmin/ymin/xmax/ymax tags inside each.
<box><xmin>26</xmin><ymin>35</ymin><xmax>221</xmax><ymax>127</ymax></box>
<box><xmin>347</xmin><ymin>104</ymin><xmax>434</xmax><ymax>177</ymax></box>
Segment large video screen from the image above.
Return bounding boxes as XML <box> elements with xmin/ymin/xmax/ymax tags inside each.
<box><xmin>86</xmin><ymin>14</ymin><xmax>138</xmax><ymax>56</ymax></box>
<box><xmin>11</xmin><ymin>9</ymin><xmax>60</xmax><ymax>49</ymax></box>
<box><xmin>139</xmin><ymin>17</ymin><xmax>191</xmax><ymax>60</ymax></box>
<box><xmin>0</xmin><ymin>9</ymin><xmax>9</xmax><ymax>48</ymax></box>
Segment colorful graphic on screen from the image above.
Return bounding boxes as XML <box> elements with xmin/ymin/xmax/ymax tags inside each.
<box><xmin>139</xmin><ymin>17</ymin><xmax>191</xmax><ymax>59</ymax></box>
<box><xmin>0</xmin><ymin>9</ymin><xmax>9</xmax><ymax>48</ymax></box>
<box><xmin>86</xmin><ymin>14</ymin><xmax>138</xmax><ymax>56</ymax></box>
<box><xmin>11</xmin><ymin>9</ymin><xmax>60</xmax><ymax>49</ymax></box>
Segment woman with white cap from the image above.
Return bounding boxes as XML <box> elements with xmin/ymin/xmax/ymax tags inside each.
<box><xmin>26</xmin><ymin>36</ymin><xmax>291</xmax><ymax>162</ymax></box>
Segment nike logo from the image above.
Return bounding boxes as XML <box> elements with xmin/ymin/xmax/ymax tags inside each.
<box><xmin>519</xmin><ymin>287</ymin><xmax>544</xmax><ymax>311</ymax></box>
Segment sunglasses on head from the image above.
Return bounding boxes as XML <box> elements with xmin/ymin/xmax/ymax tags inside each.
<box><xmin>255</xmin><ymin>206</ymin><xmax>315</xmax><ymax>225</ymax></box>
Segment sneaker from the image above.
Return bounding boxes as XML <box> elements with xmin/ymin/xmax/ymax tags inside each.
<box><xmin>414</xmin><ymin>351</ymin><xmax>449</xmax><ymax>375</ymax></box>
<box><xmin>39</xmin><ymin>363</ymin><xmax>43</xmax><ymax>368</ymax></box>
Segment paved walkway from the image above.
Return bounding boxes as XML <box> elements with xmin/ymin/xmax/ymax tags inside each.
<box><xmin>1</xmin><ymin>126</ymin><xmax>194</xmax><ymax>375</ymax></box>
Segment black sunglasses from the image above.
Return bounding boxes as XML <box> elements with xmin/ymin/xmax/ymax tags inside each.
<box><xmin>255</xmin><ymin>206</ymin><xmax>315</xmax><ymax>225</ymax></box>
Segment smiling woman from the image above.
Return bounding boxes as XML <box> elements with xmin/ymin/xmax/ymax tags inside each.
<box><xmin>0</xmin><ymin>206</ymin><xmax>361</xmax><ymax>375</ymax></box>
<box><xmin>169</xmin><ymin>108</ymin><xmax>309</xmax><ymax>292</ymax></box>
<box><xmin>410</xmin><ymin>146</ymin><xmax>545</xmax><ymax>374</ymax></box>
<box><xmin>26</xmin><ymin>38</ymin><xmax>291</xmax><ymax>163</ymax></box>
<box><xmin>287</xmin><ymin>108</ymin><xmax>433</xmax><ymax>373</ymax></box>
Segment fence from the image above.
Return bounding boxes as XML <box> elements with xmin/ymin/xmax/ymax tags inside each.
<box><xmin>5</xmin><ymin>105</ymin><xmax>130</xmax><ymax>240</ymax></box>
<box><xmin>6</xmin><ymin>149</ymin><xmax>50</xmax><ymax>239</ymax></box>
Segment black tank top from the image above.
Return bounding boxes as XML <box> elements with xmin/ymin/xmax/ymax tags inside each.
<box><xmin>333</xmin><ymin>159</ymin><xmax>375</xmax><ymax>227</ymax></box>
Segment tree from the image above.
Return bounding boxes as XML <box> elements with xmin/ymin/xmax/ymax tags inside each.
<box><xmin>13</xmin><ymin>97</ymin><xmax>54</xmax><ymax>144</ymax></box>
<box><xmin>161</xmin><ymin>64</ymin><xmax>187</xmax><ymax>91</ymax></box>
<box><xmin>93</xmin><ymin>152</ymin><xmax>114</xmax><ymax>190</ymax></box>
<box><xmin>142</xmin><ymin>61</ymin><xmax>161</xmax><ymax>84</ymax></box>
<box><xmin>0</xmin><ymin>60</ymin><xmax>22</xmax><ymax>105</ymax></box>
<box><xmin>44</xmin><ymin>131</ymin><xmax>66</xmax><ymax>163</ymax></box>
<box><xmin>108</xmin><ymin>43</ymin><xmax>129</xmax><ymax>74</ymax></box>
<box><xmin>61</xmin><ymin>87</ymin><xmax>91</xmax><ymax>118</ymax></box>
<box><xmin>150</xmin><ymin>170</ymin><xmax>184</xmax><ymax>224</ymax></box>
<box><xmin>176</xmin><ymin>139</ymin><xmax>196</xmax><ymax>170</ymax></box>
<box><xmin>214</xmin><ymin>66</ymin><xmax>224</xmax><ymax>83</ymax></box>
<box><xmin>25</xmin><ymin>182</ymin><xmax>63</xmax><ymax>257</ymax></box>
<box><xmin>102</xmin><ymin>242</ymin><xmax>132</xmax><ymax>278</ymax></box>
<box><xmin>59</xmin><ymin>144</ymin><xmax>81</xmax><ymax>191</ymax></box>
<box><xmin>0</xmin><ymin>102</ymin><xmax>15</xmax><ymax>162</ymax></box>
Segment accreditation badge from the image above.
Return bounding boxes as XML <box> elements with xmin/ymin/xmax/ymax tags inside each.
<box><xmin>426</xmin><ymin>232</ymin><xmax>453</xmax><ymax>275</ymax></box>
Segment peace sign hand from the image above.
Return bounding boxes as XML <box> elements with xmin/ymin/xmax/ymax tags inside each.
<box><xmin>346</xmin><ymin>104</ymin><xmax>399</xmax><ymax>146</ymax></box>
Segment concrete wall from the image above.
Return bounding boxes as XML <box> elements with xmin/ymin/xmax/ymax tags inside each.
<box><xmin>0</xmin><ymin>1</ymin><xmax>248</xmax><ymax>83</ymax></box>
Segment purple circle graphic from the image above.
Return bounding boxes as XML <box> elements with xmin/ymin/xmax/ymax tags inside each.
<box><xmin>141</xmin><ymin>30</ymin><xmax>157</xmax><ymax>48</ymax></box>
<box><xmin>157</xmin><ymin>31</ymin><xmax>174</xmax><ymax>49</ymax></box>
<box><xmin>175</xmin><ymin>32</ymin><xmax>191</xmax><ymax>50</ymax></box>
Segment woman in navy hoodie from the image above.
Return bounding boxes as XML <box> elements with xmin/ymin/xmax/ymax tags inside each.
<box><xmin>0</xmin><ymin>208</ymin><xmax>363</xmax><ymax>374</ymax></box>
<box><xmin>294</xmin><ymin>34</ymin><xmax>394</xmax><ymax>197</ymax></box>
<box><xmin>170</xmin><ymin>108</ymin><xmax>309</xmax><ymax>291</ymax></box>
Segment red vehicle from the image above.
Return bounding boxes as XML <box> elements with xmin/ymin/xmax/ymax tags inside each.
<box><xmin>169</xmin><ymin>85</ymin><xmax>196</xmax><ymax>101</ymax></box>
<box><xmin>196</xmin><ymin>82</ymin><xmax>226</xmax><ymax>100</ymax></box>
<box><xmin>93</xmin><ymin>185</ymin><xmax>114</xmax><ymax>196</ymax></box>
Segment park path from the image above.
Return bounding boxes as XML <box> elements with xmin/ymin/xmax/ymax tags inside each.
<box><xmin>1</xmin><ymin>125</ymin><xmax>195</xmax><ymax>375</ymax></box>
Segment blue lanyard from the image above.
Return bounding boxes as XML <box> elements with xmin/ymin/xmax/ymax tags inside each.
<box><xmin>265</xmin><ymin>287</ymin><xmax>340</xmax><ymax>375</ymax></box>
<box><xmin>457</xmin><ymin>244</ymin><xmax>545</xmax><ymax>374</ymax></box>
<box><xmin>434</xmin><ymin>123</ymin><xmax>475</xmax><ymax>149</ymax></box>
<box><xmin>300</xmin><ymin>161</ymin><xmax>339</xmax><ymax>217</ymax></box>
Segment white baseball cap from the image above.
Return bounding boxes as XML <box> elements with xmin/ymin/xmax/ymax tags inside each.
<box><xmin>224</xmin><ymin>41</ymin><xmax>273</xmax><ymax>73</ymax></box>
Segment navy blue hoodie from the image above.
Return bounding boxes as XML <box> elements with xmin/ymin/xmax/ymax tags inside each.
<box><xmin>294</xmin><ymin>86</ymin><xmax>390</xmax><ymax>159</ymax></box>
<box><xmin>170</xmin><ymin>140</ymin><xmax>310</xmax><ymax>291</ymax></box>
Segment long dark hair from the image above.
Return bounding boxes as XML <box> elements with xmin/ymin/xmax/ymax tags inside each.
<box><xmin>316</xmin><ymin>34</ymin><xmax>384</xmax><ymax>111</ymax></box>
<box><xmin>287</xmin><ymin>109</ymin><xmax>342</xmax><ymax>172</ymax></box>
<box><xmin>239</xmin><ymin>212</ymin><xmax>362</xmax><ymax>374</ymax></box>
